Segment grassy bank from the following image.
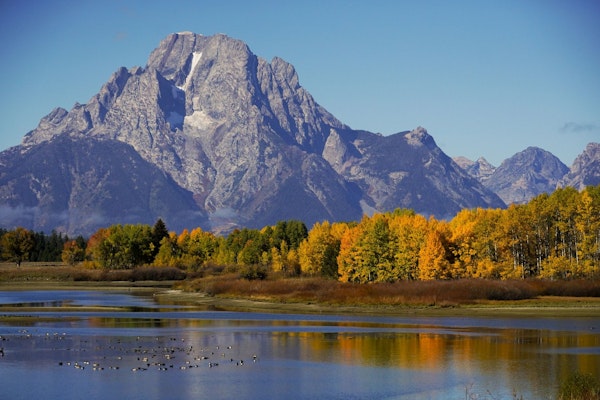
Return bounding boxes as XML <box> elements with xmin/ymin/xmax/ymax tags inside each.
<box><xmin>177</xmin><ymin>274</ymin><xmax>600</xmax><ymax>304</ymax></box>
<box><xmin>0</xmin><ymin>263</ymin><xmax>185</xmax><ymax>283</ymax></box>
<box><xmin>2</xmin><ymin>263</ymin><xmax>600</xmax><ymax>315</ymax></box>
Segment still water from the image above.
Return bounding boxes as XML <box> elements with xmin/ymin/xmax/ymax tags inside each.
<box><xmin>0</xmin><ymin>290</ymin><xmax>598</xmax><ymax>400</ymax></box>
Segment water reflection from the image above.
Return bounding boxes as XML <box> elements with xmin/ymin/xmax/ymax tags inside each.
<box><xmin>0</xmin><ymin>290</ymin><xmax>598</xmax><ymax>400</ymax></box>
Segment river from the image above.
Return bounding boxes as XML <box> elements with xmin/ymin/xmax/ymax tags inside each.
<box><xmin>0</xmin><ymin>290</ymin><xmax>598</xmax><ymax>399</ymax></box>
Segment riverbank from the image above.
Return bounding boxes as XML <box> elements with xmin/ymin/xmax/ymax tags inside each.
<box><xmin>1</xmin><ymin>264</ymin><xmax>599</xmax><ymax>317</ymax></box>
<box><xmin>154</xmin><ymin>289</ymin><xmax>600</xmax><ymax>317</ymax></box>
<box><xmin>1</xmin><ymin>280</ymin><xmax>599</xmax><ymax>318</ymax></box>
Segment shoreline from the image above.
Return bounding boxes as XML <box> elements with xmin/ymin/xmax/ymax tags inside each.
<box><xmin>2</xmin><ymin>281</ymin><xmax>599</xmax><ymax>317</ymax></box>
<box><xmin>155</xmin><ymin>290</ymin><xmax>600</xmax><ymax>317</ymax></box>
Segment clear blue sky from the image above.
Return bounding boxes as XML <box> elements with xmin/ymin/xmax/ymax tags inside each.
<box><xmin>1</xmin><ymin>0</ymin><xmax>598</xmax><ymax>166</ymax></box>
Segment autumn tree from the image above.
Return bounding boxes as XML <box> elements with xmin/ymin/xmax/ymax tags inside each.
<box><xmin>575</xmin><ymin>188</ymin><xmax>600</xmax><ymax>276</ymax></box>
<box><xmin>298</xmin><ymin>221</ymin><xmax>344</xmax><ymax>278</ymax></box>
<box><xmin>184</xmin><ymin>227</ymin><xmax>219</xmax><ymax>269</ymax></box>
<box><xmin>1</xmin><ymin>227</ymin><xmax>34</xmax><ymax>267</ymax></box>
<box><xmin>338</xmin><ymin>214</ymin><xmax>397</xmax><ymax>283</ymax></box>
<box><xmin>417</xmin><ymin>219</ymin><xmax>451</xmax><ymax>280</ymax></box>
<box><xmin>61</xmin><ymin>240</ymin><xmax>86</xmax><ymax>266</ymax></box>
<box><xmin>154</xmin><ymin>232</ymin><xmax>182</xmax><ymax>267</ymax></box>
<box><xmin>449</xmin><ymin>208</ymin><xmax>506</xmax><ymax>278</ymax></box>
<box><xmin>388</xmin><ymin>212</ymin><xmax>427</xmax><ymax>280</ymax></box>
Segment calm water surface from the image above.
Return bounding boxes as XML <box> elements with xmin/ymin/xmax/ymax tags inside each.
<box><xmin>0</xmin><ymin>290</ymin><xmax>598</xmax><ymax>400</ymax></box>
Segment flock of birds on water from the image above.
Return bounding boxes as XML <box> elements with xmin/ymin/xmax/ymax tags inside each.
<box><xmin>0</xmin><ymin>330</ymin><xmax>260</xmax><ymax>373</ymax></box>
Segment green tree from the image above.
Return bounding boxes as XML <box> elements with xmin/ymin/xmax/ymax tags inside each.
<box><xmin>86</xmin><ymin>224</ymin><xmax>153</xmax><ymax>269</ymax></box>
<box><xmin>151</xmin><ymin>219</ymin><xmax>169</xmax><ymax>259</ymax></box>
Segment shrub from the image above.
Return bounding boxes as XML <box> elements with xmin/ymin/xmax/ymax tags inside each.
<box><xmin>240</xmin><ymin>265</ymin><xmax>268</xmax><ymax>280</ymax></box>
<box><xmin>130</xmin><ymin>266</ymin><xmax>186</xmax><ymax>281</ymax></box>
<box><xmin>538</xmin><ymin>279</ymin><xmax>600</xmax><ymax>297</ymax></box>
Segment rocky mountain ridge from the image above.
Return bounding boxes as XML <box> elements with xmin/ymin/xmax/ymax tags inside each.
<box><xmin>557</xmin><ymin>143</ymin><xmax>600</xmax><ymax>190</ymax></box>
<box><xmin>455</xmin><ymin>144</ymin><xmax>599</xmax><ymax>205</ymax></box>
<box><xmin>1</xmin><ymin>32</ymin><xmax>594</xmax><ymax>235</ymax></box>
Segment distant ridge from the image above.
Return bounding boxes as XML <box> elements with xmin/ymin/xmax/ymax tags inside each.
<box><xmin>456</xmin><ymin>144</ymin><xmax>599</xmax><ymax>205</ymax></box>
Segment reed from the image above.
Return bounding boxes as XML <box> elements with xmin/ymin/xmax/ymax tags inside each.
<box><xmin>558</xmin><ymin>371</ymin><xmax>600</xmax><ymax>400</ymax></box>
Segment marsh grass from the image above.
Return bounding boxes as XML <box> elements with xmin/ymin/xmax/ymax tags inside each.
<box><xmin>0</xmin><ymin>263</ymin><xmax>186</xmax><ymax>282</ymax></box>
<box><xmin>2</xmin><ymin>263</ymin><xmax>599</xmax><ymax>307</ymax></box>
<box><xmin>559</xmin><ymin>371</ymin><xmax>600</xmax><ymax>400</ymax></box>
<box><xmin>177</xmin><ymin>276</ymin><xmax>600</xmax><ymax>307</ymax></box>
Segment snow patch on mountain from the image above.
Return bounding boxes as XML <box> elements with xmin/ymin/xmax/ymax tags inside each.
<box><xmin>178</xmin><ymin>51</ymin><xmax>202</xmax><ymax>91</ymax></box>
<box><xmin>184</xmin><ymin>110</ymin><xmax>219</xmax><ymax>130</ymax></box>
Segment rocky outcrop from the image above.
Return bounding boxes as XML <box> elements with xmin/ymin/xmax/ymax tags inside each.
<box><xmin>453</xmin><ymin>156</ymin><xmax>496</xmax><ymax>185</ymax></box>
<box><xmin>558</xmin><ymin>143</ymin><xmax>600</xmax><ymax>190</ymax></box>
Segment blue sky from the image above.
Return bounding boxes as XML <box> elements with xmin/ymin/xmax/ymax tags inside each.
<box><xmin>1</xmin><ymin>0</ymin><xmax>598</xmax><ymax>166</ymax></box>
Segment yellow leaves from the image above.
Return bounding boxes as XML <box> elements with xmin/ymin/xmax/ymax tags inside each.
<box><xmin>80</xmin><ymin>186</ymin><xmax>600</xmax><ymax>280</ymax></box>
<box><xmin>338</xmin><ymin>213</ymin><xmax>448</xmax><ymax>283</ymax></box>
<box><xmin>333</xmin><ymin>185</ymin><xmax>599</xmax><ymax>283</ymax></box>
<box><xmin>417</xmin><ymin>221</ymin><xmax>451</xmax><ymax>280</ymax></box>
<box><xmin>299</xmin><ymin>221</ymin><xmax>339</xmax><ymax>276</ymax></box>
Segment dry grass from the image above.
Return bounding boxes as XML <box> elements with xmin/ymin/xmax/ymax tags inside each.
<box><xmin>2</xmin><ymin>263</ymin><xmax>599</xmax><ymax>308</ymax></box>
<box><xmin>559</xmin><ymin>371</ymin><xmax>600</xmax><ymax>400</ymax></box>
<box><xmin>177</xmin><ymin>276</ymin><xmax>600</xmax><ymax>307</ymax></box>
<box><xmin>0</xmin><ymin>263</ymin><xmax>186</xmax><ymax>282</ymax></box>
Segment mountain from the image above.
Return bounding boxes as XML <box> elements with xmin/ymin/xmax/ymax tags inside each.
<box><xmin>0</xmin><ymin>136</ymin><xmax>207</xmax><ymax>235</ymax></box>
<box><xmin>558</xmin><ymin>143</ymin><xmax>600</xmax><ymax>190</ymax></box>
<box><xmin>452</xmin><ymin>156</ymin><xmax>496</xmax><ymax>185</ymax></box>
<box><xmin>479</xmin><ymin>147</ymin><xmax>569</xmax><ymax>205</ymax></box>
<box><xmin>1</xmin><ymin>32</ymin><xmax>505</xmax><ymax>235</ymax></box>
<box><xmin>457</xmin><ymin>144</ymin><xmax>600</xmax><ymax>205</ymax></box>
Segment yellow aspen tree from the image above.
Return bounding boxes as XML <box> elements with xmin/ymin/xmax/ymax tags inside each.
<box><xmin>449</xmin><ymin>209</ymin><xmax>478</xmax><ymax>277</ymax></box>
<box><xmin>299</xmin><ymin>221</ymin><xmax>334</xmax><ymax>276</ymax></box>
<box><xmin>575</xmin><ymin>188</ymin><xmax>600</xmax><ymax>276</ymax></box>
<box><xmin>1</xmin><ymin>227</ymin><xmax>34</xmax><ymax>268</ymax></box>
<box><xmin>285</xmin><ymin>248</ymin><xmax>300</xmax><ymax>275</ymax></box>
<box><xmin>153</xmin><ymin>232</ymin><xmax>180</xmax><ymax>267</ymax></box>
<box><xmin>337</xmin><ymin>223</ymin><xmax>365</xmax><ymax>282</ymax></box>
<box><xmin>270</xmin><ymin>246</ymin><xmax>284</xmax><ymax>272</ymax></box>
<box><xmin>388</xmin><ymin>213</ymin><xmax>427</xmax><ymax>280</ymax></box>
<box><xmin>418</xmin><ymin>221</ymin><xmax>450</xmax><ymax>280</ymax></box>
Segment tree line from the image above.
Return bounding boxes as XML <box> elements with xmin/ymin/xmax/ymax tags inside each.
<box><xmin>0</xmin><ymin>228</ymin><xmax>86</xmax><ymax>267</ymax></box>
<box><xmin>1</xmin><ymin>185</ymin><xmax>599</xmax><ymax>281</ymax></box>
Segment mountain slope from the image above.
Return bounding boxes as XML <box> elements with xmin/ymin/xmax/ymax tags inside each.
<box><xmin>3</xmin><ymin>32</ymin><xmax>505</xmax><ymax>235</ymax></box>
<box><xmin>558</xmin><ymin>143</ymin><xmax>600</xmax><ymax>190</ymax></box>
<box><xmin>0</xmin><ymin>136</ymin><xmax>207</xmax><ymax>234</ymax></box>
<box><xmin>483</xmin><ymin>147</ymin><xmax>569</xmax><ymax>204</ymax></box>
<box><xmin>324</xmin><ymin>127</ymin><xmax>505</xmax><ymax>217</ymax></box>
<box><xmin>453</xmin><ymin>156</ymin><xmax>496</xmax><ymax>185</ymax></box>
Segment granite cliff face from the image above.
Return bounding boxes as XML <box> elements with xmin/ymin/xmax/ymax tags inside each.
<box><xmin>4</xmin><ymin>32</ymin><xmax>505</xmax><ymax>235</ymax></box>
